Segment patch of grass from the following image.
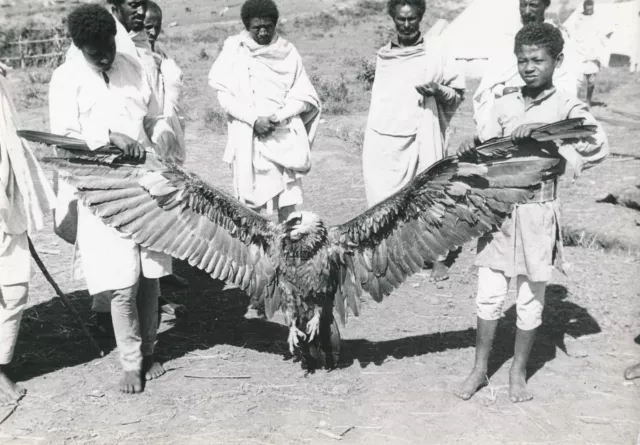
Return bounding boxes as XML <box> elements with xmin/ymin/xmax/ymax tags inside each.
<box><xmin>561</xmin><ymin>225</ymin><xmax>639</xmax><ymax>255</ymax></box>
<box><xmin>309</xmin><ymin>73</ymin><xmax>353</xmax><ymax>115</ymax></box>
<box><xmin>199</xmin><ymin>48</ymin><xmax>210</xmax><ymax>60</ymax></box>
<box><xmin>355</xmin><ymin>57</ymin><xmax>376</xmax><ymax>90</ymax></box>
<box><xmin>294</xmin><ymin>12</ymin><xmax>340</xmax><ymax>31</ymax></box>
<box><xmin>203</xmin><ymin>106</ymin><xmax>227</xmax><ymax>133</ymax></box>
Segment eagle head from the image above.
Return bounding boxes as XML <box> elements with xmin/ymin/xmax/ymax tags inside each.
<box><xmin>284</xmin><ymin>211</ymin><xmax>325</xmax><ymax>241</ymax></box>
<box><xmin>281</xmin><ymin>211</ymin><xmax>327</xmax><ymax>258</ymax></box>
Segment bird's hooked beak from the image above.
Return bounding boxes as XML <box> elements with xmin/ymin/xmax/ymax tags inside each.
<box><xmin>284</xmin><ymin>211</ymin><xmax>322</xmax><ymax>241</ymax></box>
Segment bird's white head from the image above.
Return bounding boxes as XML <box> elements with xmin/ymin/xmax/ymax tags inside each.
<box><xmin>284</xmin><ymin>211</ymin><xmax>324</xmax><ymax>241</ymax></box>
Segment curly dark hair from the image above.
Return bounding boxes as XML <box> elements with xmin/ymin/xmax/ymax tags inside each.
<box><xmin>387</xmin><ymin>0</ymin><xmax>426</xmax><ymax>18</ymax></box>
<box><xmin>68</xmin><ymin>4</ymin><xmax>117</xmax><ymax>48</ymax></box>
<box><xmin>514</xmin><ymin>22</ymin><xmax>564</xmax><ymax>58</ymax></box>
<box><xmin>240</xmin><ymin>0</ymin><xmax>279</xmax><ymax>28</ymax></box>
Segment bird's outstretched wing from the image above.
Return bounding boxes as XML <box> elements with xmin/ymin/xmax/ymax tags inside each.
<box><xmin>328</xmin><ymin>118</ymin><xmax>596</xmax><ymax>324</ymax></box>
<box><xmin>24</xmin><ymin>131</ymin><xmax>285</xmax><ymax>314</ymax></box>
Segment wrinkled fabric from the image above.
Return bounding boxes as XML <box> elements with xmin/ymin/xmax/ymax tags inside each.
<box><xmin>0</xmin><ymin>281</ymin><xmax>28</xmax><ymax>365</ymax></box>
<box><xmin>0</xmin><ymin>231</ymin><xmax>29</xmax><ymax>285</ymax></box>
<box><xmin>475</xmin><ymin>87</ymin><xmax>609</xmax><ymax>281</ymax></box>
<box><xmin>473</xmin><ymin>20</ymin><xmax>581</xmax><ymax>141</ymax></box>
<box><xmin>49</xmin><ymin>52</ymin><xmax>173</xmax><ymax>293</ymax></box>
<box><xmin>362</xmin><ymin>36</ymin><xmax>465</xmax><ymax>207</ymax></box>
<box><xmin>0</xmin><ymin>74</ymin><xmax>55</xmax><ymax>236</ymax></box>
<box><xmin>208</xmin><ymin>31</ymin><xmax>321</xmax><ymax>210</ymax></box>
<box><xmin>564</xmin><ymin>12</ymin><xmax>612</xmax><ymax>69</ymax></box>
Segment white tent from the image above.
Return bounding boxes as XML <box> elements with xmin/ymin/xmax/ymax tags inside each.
<box><xmin>440</xmin><ymin>0</ymin><xmax>522</xmax><ymax>77</ymax></box>
<box><xmin>564</xmin><ymin>0</ymin><xmax>640</xmax><ymax>70</ymax></box>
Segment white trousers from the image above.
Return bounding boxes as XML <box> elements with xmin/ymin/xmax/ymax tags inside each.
<box><xmin>0</xmin><ymin>283</ymin><xmax>28</xmax><ymax>365</ymax></box>
<box><xmin>476</xmin><ymin>267</ymin><xmax>547</xmax><ymax>331</ymax></box>
<box><xmin>95</xmin><ymin>276</ymin><xmax>160</xmax><ymax>372</ymax></box>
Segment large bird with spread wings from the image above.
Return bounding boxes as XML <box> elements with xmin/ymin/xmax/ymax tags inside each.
<box><xmin>22</xmin><ymin>118</ymin><xmax>595</xmax><ymax>368</ymax></box>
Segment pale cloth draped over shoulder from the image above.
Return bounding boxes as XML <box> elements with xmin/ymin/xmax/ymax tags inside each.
<box><xmin>473</xmin><ymin>20</ymin><xmax>581</xmax><ymax>141</ymax></box>
<box><xmin>0</xmin><ymin>74</ymin><xmax>55</xmax><ymax>237</ymax></box>
<box><xmin>208</xmin><ymin>31</ymin><xmax>321</xmax><ymax>209</ymax></box>
<box><xmin>157</xmin><ymin>54</ymin><xmax>186</xmax><ymax>165</ymax></box>
<box><xmin>362</xmin><ymin>37</ymin><xmax>465</xmax><ymax>207</ymax></box>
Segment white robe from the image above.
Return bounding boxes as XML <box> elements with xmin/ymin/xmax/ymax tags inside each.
<box><xmin>49</xmin><ymin>53</ymin><xmax>174</xmax><ymax>294</ymax></box>
<box><xmin>208</xmin><ymin>31</ymin><xmax>321</xmax><ymax>211</ymax></box>
<box><xmin>362</xmin><ymin>36</ymin><xmax>465</xmax><ymax>207</ymax></box>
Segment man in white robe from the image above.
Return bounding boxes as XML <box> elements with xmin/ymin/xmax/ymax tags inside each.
<box><xmin>362</xmin><ymin>0</ymin><xmax>465</xmax><ymax>281</ymax></box>
<box><xmin>564</xmin><ymin>0</ymin><xmax>613</xmax><ymax>107</ymax></box>
<box><xmin>0</xmin><ymin>62</ymin><xmax>56</xmax><ymax>405</ymax></box>
<box><xmin>473</xmin><ymin>0</ymin><xmax>580</xmax><ymax>141</ymax></box>
<box><xmin>49</xmin><ymin>4</ymin><xmax>177</xmax><ymax>394</ymax></box>
<box><xmin>208</xmin><ymin>0</ymin><xmax>321</xmax><ymax>223</ymax></box>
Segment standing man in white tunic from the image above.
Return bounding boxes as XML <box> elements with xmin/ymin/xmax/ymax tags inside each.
<box><xmin>0</xmin><ymin>62</ymin><xmax>56</xmax><ymax>405</ymax></box>
<box><xmin>362</xmin><ymin>0</ymin><xmax>465</xmax><ymax>282</ymax></box>
<box><xmin>49</xmin><ymin>4</ymin><xmax>177</xmax><ymax>394</ymax></box>
<box><xmin>208</xmin><ymin>0</ymin><xmax>321</xmax><ymax>224</ymax></box>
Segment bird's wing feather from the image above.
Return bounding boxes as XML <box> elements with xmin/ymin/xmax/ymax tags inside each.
<box><xmin>329</xmin><ymin>119</ymin><xmax>595</xmax><ymax>323</ymax></box>
<box><xmin>30</xmin><ymin>133</ymin><xmax>284</xmax><ymax>312</ymax></box>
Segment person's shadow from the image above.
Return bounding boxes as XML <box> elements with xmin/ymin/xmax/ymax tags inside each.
<box><xmin>486</xmin><ymin>284</ymin><xmax>601</xmax><ymax>379</ymax></box>
<box><xmin>9</xmin><ymin>262</ymin><xmax>600</xmax><ymax>381</ymax></box>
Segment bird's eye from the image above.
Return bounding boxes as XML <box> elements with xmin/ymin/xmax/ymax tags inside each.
<box><xmin>286</xmin><ymin>217</ymin><xmax>302</xmax><ymax>227</ymax></box>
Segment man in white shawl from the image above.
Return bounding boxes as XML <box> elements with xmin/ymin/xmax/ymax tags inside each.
<box><xmin>0</xmin><ymin>62</ymin><xmax>56</xmax><ymax>404</ymax></box>
<box><xmin>473</xmin><ymin>0</ymin><xmax>580</xmax><ymax>141</ymax></box>
<box><xmin>564</xmin><ymin>0</ymin><xmax>613</xmax><ymax>107</ymax></box>
<box><xmin>49</xmin><ymin>5</ymin><xmax>177</xmax><ymax>394</ymax></box>
<box><xmin>362</xmin><ymin>0</ymin><xmax>465</xmax><ymax>282</ymax></box>
<box><xmin>208</xmin><ymin>0</ymin><xmax>321</xmax><ymax>224</ymax></box>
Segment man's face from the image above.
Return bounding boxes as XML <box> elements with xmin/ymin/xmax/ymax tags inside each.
<box><xmin>81</xmin><ymin>35</ymin><xmax>117</xmax><ymax>72</ymax></box>
<box><xmin>144</xmin><ymin>10</ymin><xmax>162</xmax><ymax>46</ymax></box>
<box><xmin>516</xmin><ymin>44</ymin><xmax>562</xmax><ymax>89</ymax></box>
<box><xmin>519</xmin><ymin>0</ymin><xmax>547</xmax><ymax>25</ymax></box>
<box><xmin>393</xmin><ymin>5</ymin><xmax>422</xmax><ymax>42</ymax></box>
<box><xmin>247</xmin><ymin>17</ymin><xmax>276</xmax><ymax>45</ymax></box>
<box><xmin>113</xmin><ymin>0</ymin><xmax>148</xmax><ymax>32</ymax></box>
<box><xmin>583</xmin><ymin>3</ymin><xmax>594</xmax><ymax>15</ymax></box>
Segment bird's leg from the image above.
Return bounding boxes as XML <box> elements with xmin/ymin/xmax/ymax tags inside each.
<box><xmin>306</xmin><ymin>306</ymin><xmax>322</xmax><ymax>342</ymax></box>
<box><xmin>287</xmin><ymin>318</ymin><xmax>306</xmax><ymax>354</ymax></box>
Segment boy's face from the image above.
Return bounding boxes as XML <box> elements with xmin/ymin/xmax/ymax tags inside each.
<box><xmin>516</xmin><ymin>44</ymin><xmax>563</xmax><ymax>89</ymax></box>
<box><xmin>81</xmin><ymin>35</ymin><xmax>117</xmax><ymax>72</ymax></box>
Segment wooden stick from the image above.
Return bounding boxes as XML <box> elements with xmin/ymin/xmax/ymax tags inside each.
<box><xmin>28</xmin><ymin>237</ymin><xmax>104</xmax><ymax>358</ymax></box>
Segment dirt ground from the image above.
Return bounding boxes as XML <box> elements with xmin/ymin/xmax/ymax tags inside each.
<box><xmin>1</xmin><ymin>1</ymin><xmax>640</xmax><ymax>444</ymax></box>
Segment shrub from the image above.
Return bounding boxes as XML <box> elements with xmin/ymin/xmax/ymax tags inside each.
<box><xmin>204</xmin><ymin>107</ymin><xmax>227</xmax><ymax>133</ymax></box>
<box><xmin>355</xmin><ymin>58</ymin><xmax>376</xmax><ymax>89</ymax></box>
<box><xmin>309</xmin><ymin>72</ymin><xmax>353</xmax><ymax>115</ymax></box>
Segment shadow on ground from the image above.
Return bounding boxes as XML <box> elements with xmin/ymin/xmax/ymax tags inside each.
<box><xmin>9</xmin><ymin>262</ymin><xmax>601</xmax><ymax>382</ymax></box>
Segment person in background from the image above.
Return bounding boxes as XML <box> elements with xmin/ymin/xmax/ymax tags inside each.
<box><xmin>143</xmin><ymin>1</ymin><xmax>191</xmax><ymax>297</ymax></box>
<box><xmin>564</xmin><ymin>0</ymin><xmax>613</xmax><ymax>107</ymax></box>
<box><xmin>208</xmin><ymin>0</ymin><xmax>320</xmax><ymax>223</ymax></box>
<box><xmin>455</xmin><ymin>23</ymin><xmax>608</xmax><ymax>403</ymax></box>
<box><xmin>473</xmin><ymin>0</ymin><xmax>580</xmax><ymax>142</ymax></box>
<box><xmin>362</xmin><ymin>0</ymin><xmax>465</xmax><ymax>282</ymax></box>
<box><xmin>0</xmin><ymin>61</ymin><xmax>56</xmax><ymax>405</ymax></box>
<box><xmin>50</xmin><ymin>4</ymin><xmax>177</xmax><ymax>394</ymax></box>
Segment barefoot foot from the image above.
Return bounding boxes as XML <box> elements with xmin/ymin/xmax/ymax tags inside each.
<box><xmin>624</xmin><ymin>362</ymin><xmax>640</xmax><ymax>380</ymax></box>
<box><xmin>143</xmin><ymin>357</ymin><xmax>166</xmax><ymax>381</ymax></box>
<box><xmin>430</xmin><ymin>260</ymin><xmax>449</xmax><ymax>282</ymax></box>
<box><xmin>454</xmin><ymin>369</ymin><xmax>488</xmax><ymax>401</ymax></box>
<box><xmin>120</xmin><ymin>371</ymin><xmax>143</xmax><ymax>394</ymax></box>
<box><xmin>509</xmin><ymin>369</ymin><xmax>533</xmax><ymax>403</ymax></box>
<box><xmin>0</xmin><ymin>370</ymin><xmax>26</xmax><ymax>406</ymax></box>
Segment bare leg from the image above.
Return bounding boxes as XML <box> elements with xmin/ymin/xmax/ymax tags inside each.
<box><xmin>624</xmin><ymin>362</ymin><xmax>640</xmax><ymax>380</ymax></box>
<box><xmin>138</xmin><ymin>277</ymin><xmax>165</xmax><ymax>381</ymax></box>
<box><xmin>455</xmin><ymin>317</ymin><xmax>498</xmax><ymax>400</ymax></box>
<box><xmin>509</xmin><ymin>327</ymin><xmax>537</xmax><ymax>403</ymax></box>
<box><xmin>278</xmin><ymin>205</ymin><xmax>297</xmax><ymax>223</ymax></box>
<box><xmin>110</xmin><ymin>282</ymin><xmax>144</xmax><ymax>394</ymax></box>
<box><xmin>0</xmin><ymin>283</ymin><xmax>28</xmax><ymax>405</ymax></box>
<box><xmin>586</xmin><ymin>83</ymin><xmax>595</xmax><ymax>108</ymax></box>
